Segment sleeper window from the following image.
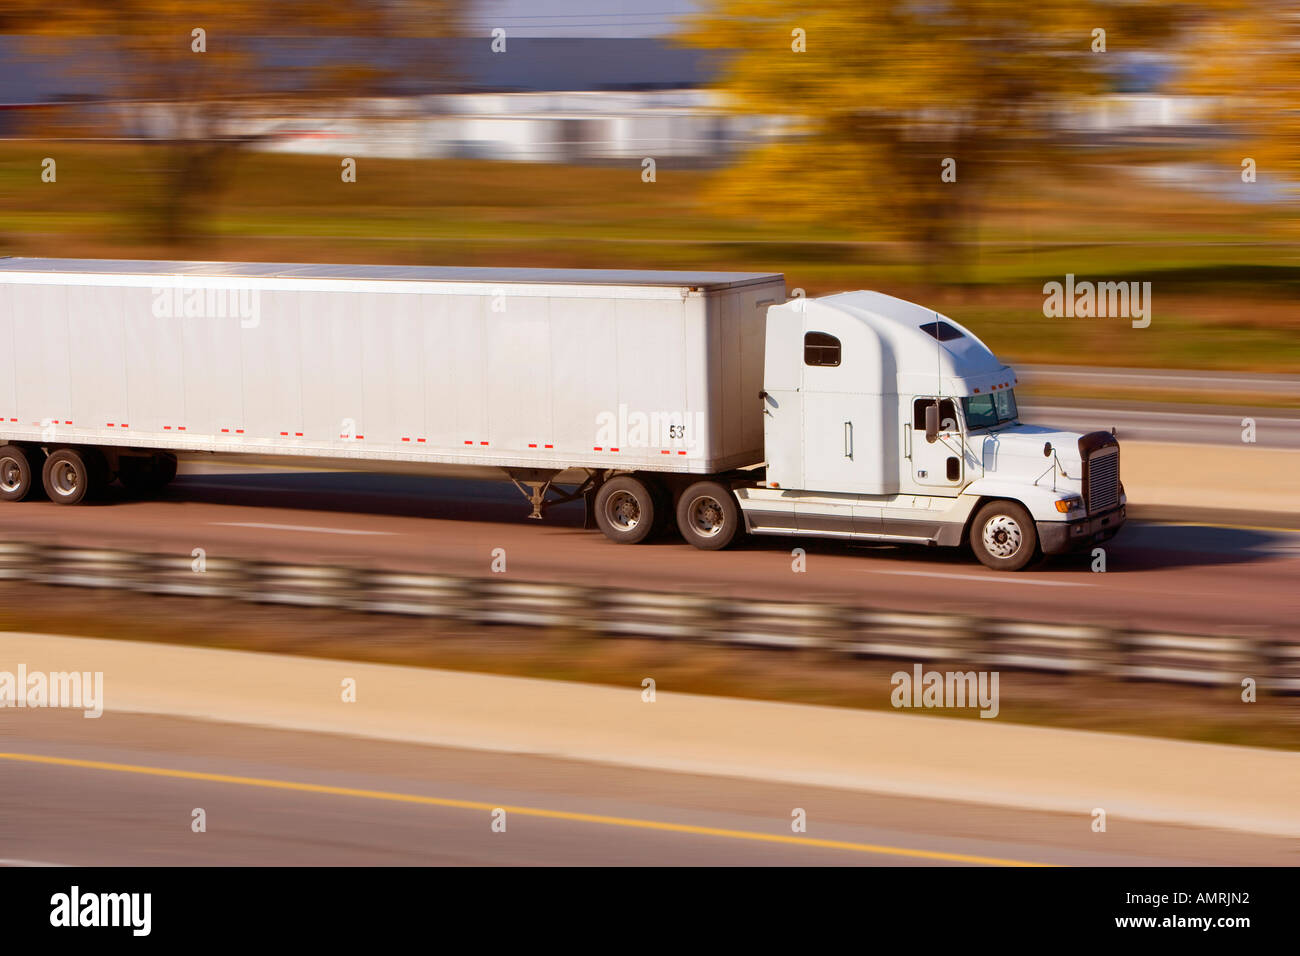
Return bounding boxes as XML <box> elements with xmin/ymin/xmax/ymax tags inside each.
<box><xmin>804</xmin><ymin>332</ymin><xmax>841</xmax><ymax>367</ymax></box>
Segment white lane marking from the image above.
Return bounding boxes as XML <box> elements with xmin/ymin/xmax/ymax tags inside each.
<box><xmin>211</xmin><ymin>522</ymin><xmax>397</xmax><ymax>536</ymax></box>
<box><xmin>869</xmin><ymin>569</ymin><xmax>1093</xmax><ymax>587</ymax></box>
<box><xmin>0</xmin><ymin>858</ymin><xmax>67</xmax><ymax>867</ymax></box>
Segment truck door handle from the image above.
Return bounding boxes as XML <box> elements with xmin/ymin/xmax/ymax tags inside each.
<box><xmin>844</xmin><ymin>421</ymin><xmax>853</xmax><ymax>459</ymax></box>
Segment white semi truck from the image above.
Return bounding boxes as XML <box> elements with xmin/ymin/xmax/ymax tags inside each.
<box><xmin>0</xmin><ymin>258</ymin><xmax>1125</xmax><ymax>570</ymax></box>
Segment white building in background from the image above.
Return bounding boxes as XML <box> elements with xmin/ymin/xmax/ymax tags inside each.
<box><xmin>247</xmin><ymin>90</ymin><xmax>770</xmax><ymax>164</ymax></box>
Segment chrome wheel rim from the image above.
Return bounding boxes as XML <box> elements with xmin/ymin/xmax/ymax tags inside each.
<box><xmin>982</xmin><ymin>514</ymin><xmax>1023</xmax><ymax>558</ymax></box>
<box><xmin>604</xmin><ymin>490</ymin><xmax>641</xmax><ymax>532</ymax></box>
<box><xmin>50</xmin><ymin>460</ymin><xmax>80</xmax><ymax>497</ymax></box>
<box><xmin>0</xmin><ymin>456</ymin><xmax>23</xmax><ymax>493</ymax></box>
<box><xmin>686</xmin><ymin>495</ymin><xmax>725</xmax><ymax>537</ymax></box>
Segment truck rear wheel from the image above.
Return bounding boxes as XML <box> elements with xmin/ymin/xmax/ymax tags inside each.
<box><xmin>970</xmin><ymin>500</ymin><xmax>1038</xmax><ymax>571</ymax></box>
<box><xmin>594</xmin><ymin>475</ymin><xmax>658</xmax><ymax>544</ymax></box>
<box><xmin>42</xmin><ymin>447</ymin><xmax>105</xmax><ymax>505</ymax></box>
<box><xmin>676</xmin><ymin>480</ymin><xmax>741</xmax><ymax>550</ymax></box>
<box><xmin>0</xmin><ymin>444</ymin><xmax>43</xmax><ymax>501</ymax></box>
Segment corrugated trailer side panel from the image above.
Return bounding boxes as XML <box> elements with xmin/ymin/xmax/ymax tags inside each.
<box><xmin>610</xmin><ymin>294</ymin><xmax>693</xmax><ymax>457</ymax></box>
<box><xmin>487</xmin><ymin>293</ymin><xmax>551</xmax><ymax>452</ymax></box>
<box><xmin>550</xmin><ymin>295</ymin><xmax>614</xmax><ymax>456</ymax></box>
<box><xmin>0</xmin><ymin>272</ymin><xmax>778</xmax><ymax>474</ymax></box>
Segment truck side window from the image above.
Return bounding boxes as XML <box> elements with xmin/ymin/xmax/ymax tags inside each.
<box><xmin>803</xmin><ymin>332</ymin><xmax>841</xmax><ymax>367</ymax></box>
<box><xmin>913</xmin><ymin>398</ymin><xmax>957</xmax><ymax>430</ymax></box>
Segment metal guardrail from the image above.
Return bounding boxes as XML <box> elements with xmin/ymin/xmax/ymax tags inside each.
<box><xmin>0</xmin><ymin>540</ymin><xmax>1293</xmax><ymax>693</ymax></box>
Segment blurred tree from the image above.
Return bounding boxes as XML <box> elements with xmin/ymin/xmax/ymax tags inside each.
<box><xmin>681</xmin><ymin>1</ymin><xmax>1182</xmax><ymax>271</ymax></box>
<box><xmin>1176</xmin><ymin>2</ymin><xmax>1300</xmax><ymax>192</ymax></box>
<box><xmin>4</xmin><ymin>1</ymin><xmax>463</xmax><ymax>244</ymax></box>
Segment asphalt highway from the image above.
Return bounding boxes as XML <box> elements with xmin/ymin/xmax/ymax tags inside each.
<box><xmin>1</xmin><ymin>710</ymin><xmax>1291</xmax><ymax>866</ymax></box>
<box><xmin>0</xmin><ymin>463</ymin><xmax>1296</xmax><ymax>636</ymax></box>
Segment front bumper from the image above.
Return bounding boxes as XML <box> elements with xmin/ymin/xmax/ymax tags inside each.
<box><xmin>1037</xmin><ymin>504</ymin><xmax>1126</xmax><ymax>555</ymax></box>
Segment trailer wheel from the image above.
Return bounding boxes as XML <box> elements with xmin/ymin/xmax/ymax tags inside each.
<box><xmin>676</xmin><ymin>480</ymin><xmax>741</xmax><ymax>551</ymax></box>
<box><xmin>42</xmin><ymin>447</ymin><xmax>99</xmax><ymax>505</ymax></box>
<box><xmin>594</xmin><ymin>476</ymin><xmax>657</xmax><ymax>544</ymax></box>
<box><xmin>0</xmin><ymin>444</ymin><xmax>43</xmax><ymax>502</ymax></box>
<box><xmin>970</xmin><ymin>500</ymin><xmax>1039</xmax><ymax>571</ymax></box>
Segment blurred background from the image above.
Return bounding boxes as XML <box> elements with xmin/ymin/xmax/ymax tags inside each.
<box><xmin>0</xmin><ymin>0</ymin><xmax>1297</xmax><ymax>868</ymax></box>
<box><xmin>0</xmin><ymin>0</ymin><xmax>1295</xmax><ymax>376</ymax></box>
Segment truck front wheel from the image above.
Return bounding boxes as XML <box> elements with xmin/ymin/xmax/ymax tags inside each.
<box><xmin>594</xmin><ymin>475</ymin><xmax>658</xmax><ymax>544</ymax></box>
<box><xmin>676</xmin><ymin>480</ymin><xmax>741</xmax><ymax>551</ymax></box>
<box><xmin>970</xmin><ymin>500</ymin><xmax>1039</xmax><ymax>571</ymax></box>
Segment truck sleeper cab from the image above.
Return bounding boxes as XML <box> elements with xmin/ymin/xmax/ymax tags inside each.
<box><xmin>732</xmin><ymin>290</ymin><xmax>1125</xmax><ymax>570</ymax></box>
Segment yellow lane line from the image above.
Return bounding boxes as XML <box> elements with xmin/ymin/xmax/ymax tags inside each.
<box><xmin>0</xmin><ymin>751</ymin><xmax>1050</xmax><ymax>867</ymax></box>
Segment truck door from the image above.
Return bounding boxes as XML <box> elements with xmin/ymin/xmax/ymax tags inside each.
<box><xmin>801</xmin><ymin>331</ymin><xmax>878</xmax><ymax>495</ymax></box>
<box><xmin>909</xmin><ymin>397</ymin><xmax>963</xmax><ymax>488</ymax></box>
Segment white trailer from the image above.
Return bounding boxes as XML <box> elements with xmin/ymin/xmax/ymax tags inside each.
<box><xmin>0</xmin><ymin>258</ymin><xmax>1125</xmax><ymax>570</ymax></box>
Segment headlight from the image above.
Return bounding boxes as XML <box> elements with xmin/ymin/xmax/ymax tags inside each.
<box><xmin>1054</xmin><ymin>495</ymin><xmax>1084</xmax><ymax>514</ymax></box>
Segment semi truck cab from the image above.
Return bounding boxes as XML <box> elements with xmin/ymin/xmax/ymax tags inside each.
<box><xmin>737</xmin><ymin>290</ymin><xmax>1126</xmax><ymax>570</ymax></box>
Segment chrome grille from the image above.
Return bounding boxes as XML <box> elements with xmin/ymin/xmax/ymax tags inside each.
<box><xmin>1086</xmin><ymin>450</ymin><xmax>1119</xmax><ymax>514</ymax></box>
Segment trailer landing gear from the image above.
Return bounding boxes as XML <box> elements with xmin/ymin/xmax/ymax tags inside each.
<box><xmin>506</xmin><ymin>469</ymin><xmax>598</xmax><ymax>522</ymax></box>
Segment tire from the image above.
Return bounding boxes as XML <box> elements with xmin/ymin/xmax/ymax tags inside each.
<box><xmin>676</xmin><ymin>480</ymin><xmax>741</xmax><ymax>551</ymax></box>
<box><xmin>0</xmin><ymin>444</ymin><xmax>42</xmax><ymax>502</ymax></box>
<box><xmin>593</xmin><ymin>475</ymin><xmax>658</xmax><ymax>544</ymax></box>
<box><xmin>119</xmin><ymin>452</ymin><xmax>177</xmax><ymax>496</ymax></box>
<box><xmin>970</xmin><ymin>500</ymin><xmax>1039</xmax><ymax>571</ymax></box>
<box><xmin>41</xmin><ymin>447</ymin><xmax>97</xmax><ymax>505</ymax></box>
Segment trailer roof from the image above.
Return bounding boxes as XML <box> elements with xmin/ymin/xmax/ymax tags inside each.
<box><xmin>0</xmin><ymin>258</ymin><xmax>783</xmax><ymax>291</ymax></box>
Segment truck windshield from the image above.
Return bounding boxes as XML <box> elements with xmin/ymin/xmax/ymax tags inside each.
<box><xmin>962</xmin><ymin>390</ymin><xmax>1018</xmax><ymax>429</ymax></box>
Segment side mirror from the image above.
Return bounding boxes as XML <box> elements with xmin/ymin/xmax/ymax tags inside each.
<box><xmin>925</xmin><ymin>403</ymin><xmax>939</xmax><ymax>444</ymax></box>
<box><xmin>1043</xmin><ymin>442</ymin><xmax>1053</xmax><ymax>458</ymax></box>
